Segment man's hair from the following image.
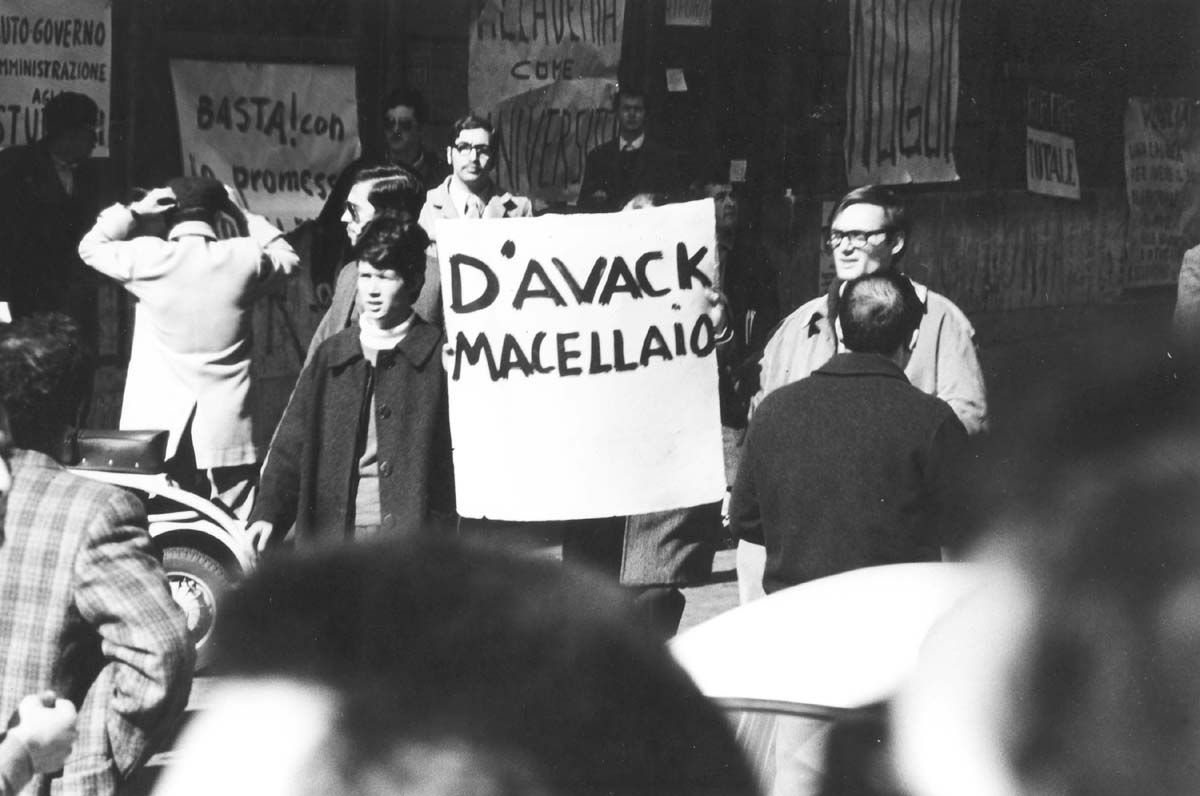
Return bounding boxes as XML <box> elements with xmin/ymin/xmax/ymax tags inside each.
<box><xmin>829</xmin><ymin>185</ymin><xmax>910</xmax><ymax>260</ymax></box>
<box><xmin>212</xmin><ymin>537</ymin><xmax>758</xmax><ymax>796</ymax></box>
<box><xmin>614</xmin><ymin>86</ymin><xmax>646</xmax><ymax>108</ymax></box>
<box><xmin>691</xmin><ymin>163</ymin><xmax>732</xmax><ymax>194</ymax></box>
<box><xmin>380</xmin><ymin>87</ymin><xmax>428</xmax><ymax>124</ymax></box>
<box><xmin>351</xmin><ymin>215</ymin><xmax>430</xmax><ymax>290</ymax></box>
<box><xmin>166</xmin><ymin>176</ymin><xmax>228</xmax><ymax>227</ymax></box>
<box><xmin>838</xmin><ymin>271</ymin><xmax>923</xmax><ymax>355</ymax></box>
<box><xmin>354</xmin><ymin>164</ymin><xmax>426</xmax><ymax>216</ymax></box>
<box><xmin>0</xmin><ymin>314</ymin><xmax>94</xmax><ymax>455</ymax></box>
<box><xmin>41</xmin><ymin>92</ymin><xmax>98</xmax><ymax>141</ymax></box>
<box><xmin>451</xmin><ymin>114</ymin><xmax>494</xmax><ymax>140</ymax></box>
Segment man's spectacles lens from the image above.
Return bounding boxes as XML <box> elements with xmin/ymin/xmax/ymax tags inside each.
<box><xmin>454</xmin><ymin>142</ymin><xmax>492</xmax><ymax>158</ymax></box>
<box><xmin>823</xmin><ymin>228</ymin><xmax>890</xmax><ymax>252</ymax></box>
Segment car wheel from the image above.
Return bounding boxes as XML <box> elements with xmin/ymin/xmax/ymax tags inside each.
<box><xmin>162</xmin><ymin>546</ymin><xmax>232</xmax><ymax>672</ymax></box>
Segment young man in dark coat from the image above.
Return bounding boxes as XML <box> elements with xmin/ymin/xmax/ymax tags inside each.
<box><xmin>249</xmin><ymin>216</ymin><xmax>454</xmax><ymax>549</ymax></box>
<box><xmin>577</xmin><ymin>88</ymin><xmax>680</xmax><ymax>213</ymax></box>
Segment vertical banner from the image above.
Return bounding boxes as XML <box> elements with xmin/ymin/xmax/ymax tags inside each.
<box><xmin>169</xmin><ymin>60</ymin><xmax>359</xmax><ymax>227</ymax></box>
<box><xmin>666</xmin><ymin>0</ymin><xmax>713</xmax><ymax>27</ymax></box>
<box><xmin>845</xmin><ymin>0</ymin><xmax>961</xmax><ymax>185</ymax></box>
<box><xmin>1026</xmin><ymin>86</ymin><xmax>1080</xmax><ymax>200</ymax></box>
<box><xmin>469</xmin><ymin>0</ymin><xmax>624</xmax><ymax>204</ymax></box>
<box><xmin>1124</xmin><ymin>98</ymin><xmax>1200</xmax><ymax>286</ymax></box>
<box><xmin>436</xmin><ymin>201</ymin><xmax>726</xmax><ymax>520</ymax></box>
<box><xmin>0</xmin><ymin>0</ymin><xmax>112</xmax><ymax>155</ymax></box>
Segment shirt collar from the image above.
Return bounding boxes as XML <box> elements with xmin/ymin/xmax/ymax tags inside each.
<box><xmin>815</xmin><ymin>351</ymin><xmax>909</xmax><ymax>380</ymax></box>
<box><xmin>168</xmin><ymin>221</ymin><xmax>218</xmax><ymax>241</ymax></box>
<box><xmin>620</xmin><ymin>133</ymin><xmax>645</xmax><ymax>152</ymax></box>
<box><xmin>448</xmin><ymin>178</ymin><xmax>490</xmax><ymax>217</ymax></box>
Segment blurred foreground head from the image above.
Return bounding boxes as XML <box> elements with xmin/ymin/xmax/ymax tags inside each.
<box><xmin>154</xmin><ymin>537</ymin><xmax>756</xmax><ymax>796</ymax></box>
<box><xmin>896</xmin><ymin>365</ymin><xmax>1200</xmax><ymax>796</ymax></box>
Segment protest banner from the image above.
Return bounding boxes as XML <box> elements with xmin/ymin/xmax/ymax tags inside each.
<box><xmin>469</xmin><ymin>0</ymin><xmax>624</xmax><ymax>204</ymax></box>
<box><xmin>437</xmin><ymin>200</ymin><xmax>726</xmax><ymax>521</ymax></box>
<box><xmin>491</xmin><ymin>78</ymin><xmax>617</xmax><ymax>204</ymax></box>
<box><xmin>170</xmin><ymin>60</ymin><xmax>359</xmax><ymax>227</ymax></box>
<box><xmin>1026</xmin><ymin>86</ymin><xmax>1080</xmax><ymax>200</ymax></box>
<box><xmin>845</xmin><ymin>0</ymin><xmax>960</xmax><ymax>185</ymax></box>
<box><xmin>1124</xmin><ymin>97</ymin><xmax>1200</xmax><ymax>286</ymax></box>
<box><xmin>0</xmin><ymin>0</ymin><xmax>111</xmax><ymax>154</ymax></box>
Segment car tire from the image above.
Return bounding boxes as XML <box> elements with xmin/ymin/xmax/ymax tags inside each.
<box><xmin>162</xmin><ymin>546</ymin><xmax>232</xmax><ymax>672</ymax></box>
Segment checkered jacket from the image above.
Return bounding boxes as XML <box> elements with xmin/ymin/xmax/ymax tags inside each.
<box><xmin>0</xmin><ymin>450</ymin><xmax>193</xmax><ymax>796</ymax></box>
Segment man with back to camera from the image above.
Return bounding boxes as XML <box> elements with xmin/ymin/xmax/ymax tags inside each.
<box><xmin>417</xmin><ymin>114</ymin><xmax>533</xmax><ymax>325</ymax></box>
<box><xmin>731</xmin><ymin>271</ymin><xmax>968</xmax><ymax>595</ymax></box>
<box><xmin>578</xmin><ymin>87</ymin><xmax>680</xmax><ymax>213</ymax></box>
<box><xmin>0</xmin><ymin>313</ymin><xmax>193</xmax><ymax>796</ymax></box>
<box><xmin>77</xmin><ymin>176</ymin><xmax>300</xmax><ymax>518</ymax></box>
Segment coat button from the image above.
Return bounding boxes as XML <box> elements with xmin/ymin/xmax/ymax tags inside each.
<box><xmin>380</xmin><ymin>461</ymin><xmax>393</xmax><ymax>477</ymax></box>
<box><xmin>378</xmin><ymin>403</ymin><xmax>392</xmax><ymax>419</ymax></box>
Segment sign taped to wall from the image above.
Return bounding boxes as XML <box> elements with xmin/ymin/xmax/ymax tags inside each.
<box><xmin>845</xmin><ymin>0</ymin><xmax>960</xmax><ymax>185</ymax></box>
<box><xmin>170</xmin><ymin>60</ymin><xmax>359</xmax><ymax>226</ymax></box>
<box><xmin>0</xmin><ymin>0</ymin><xmax>112</xmax><ymax>155</ymax></box>
<box><xmin>436</xmin><ymin>200</ymin><xmax>726</xmax><ymax>520</ymax></box>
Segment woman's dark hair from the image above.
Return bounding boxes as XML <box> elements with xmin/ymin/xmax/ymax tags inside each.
<box><xmin>0</xmin><ymin>313</ymin><xmax>94</xmax><ymax>456</ymax></box>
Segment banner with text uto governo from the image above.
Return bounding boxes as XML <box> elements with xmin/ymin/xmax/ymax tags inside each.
<box><xmin>0</xmin><ymin>0</ymin><xmax>112</xmax><ymax>156</ymax></box>
<box><xmin>845</xmin><ymin>0</ymin><xmax>960</xmax><ymax>185</ymax></box>
<box><xmin>469</xmin><ymin>0</ymin><xmax>624</xmax><ymax>204</ymax></box>
<box><xmin>170</xmin><ymin>60</ymin><xmax>359</xmax><ymax>227</ymax></box>
<box><xmin>437</xmin><ymin>201</ymin><xmax>726</xmax><ymax>521</ymax></box>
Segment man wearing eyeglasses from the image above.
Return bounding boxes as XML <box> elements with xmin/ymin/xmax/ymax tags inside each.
<box><xmin>417</xmin><ymin>115</ymin><xmax>533</xmax><ymax>325</ymax></box>
<box><xmin>753</xmin><ymin>185</ymin><xmax>986</xmax><ymax>435</ymax></box>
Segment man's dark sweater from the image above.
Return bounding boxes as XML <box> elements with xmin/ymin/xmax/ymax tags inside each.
<box><xmin>730</xmin><ymin>351</ymin><xmax>968</xmax><ymax>594</ymax></box>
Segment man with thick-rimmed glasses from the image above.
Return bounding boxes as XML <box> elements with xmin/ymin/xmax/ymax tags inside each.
<box><xmin>417</xmin><ymin>115</ymin><xmax>532</xmax><ymax>326</ymax></box>
<box><xmin>738</xmin><ymin>184</ymin><xmax>986</xmax><ymax>603</ymax></box>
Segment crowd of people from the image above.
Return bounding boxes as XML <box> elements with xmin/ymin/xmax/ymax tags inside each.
<box><xmin>0</xmin><ymin>85</ymin><xmax>1196</xmax><ymax>796</ymax></box>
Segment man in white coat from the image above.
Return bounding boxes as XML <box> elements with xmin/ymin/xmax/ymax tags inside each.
<box><xmin>78</xmin><ymin>176</ymin><xmax>299</xmax><ymax>517</ymax></box>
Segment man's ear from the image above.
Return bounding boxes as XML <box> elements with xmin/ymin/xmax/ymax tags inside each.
<box><xmin>445</xmin><ymin>146</ymin><xmax>453</xmax><ymax>166</ymax></box>
<box><xmin>891</xmin><ymin>231</ymin><xmax>906</xmax><ymax>258</ymax></box>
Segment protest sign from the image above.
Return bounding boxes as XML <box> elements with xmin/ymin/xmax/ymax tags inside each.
<box><xmin>1026</xmin><ymin>87</ymin><xmax>1080</xmax><ymax>200</ymax></box>
<box><xmin>491</xmin><ymin>78</ymin><xmax>617</xmax><ymax>204</ymax></box>
<box><xmin>469</xmin><ymin>0</ymin><xmax>624</xmax><ymax>204</ymax></box>
<box><xmin>0</xmin><ymin>0</ymin><xmax>111</xmax><ymax>154</ymax></box>
<box><xmin>170</xmin><ymin>60</ymin><xmax>359</xmax><ymax>227</ymax></box>
<box><xmin>845</xmin><ymin>0</ymin><xmax>960</xmax><ymax>185</ymax></box>
<box><xmin>437</xmin><ymin>200</ymin><xmax>726</xmax><ymax>521</ymax></box>
<box><xmin>1124</xmin><ymin>97</ymin><xmax>1200</xmax><ymax>286</ymax></box>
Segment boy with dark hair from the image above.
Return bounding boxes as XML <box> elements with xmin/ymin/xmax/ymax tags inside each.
<box><xmin>251</xmin><ymin>216</ymin><xmax>454</xmax><ymax>549</ymax></box>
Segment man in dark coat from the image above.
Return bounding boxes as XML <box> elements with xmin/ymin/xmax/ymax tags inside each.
<box><xmin>0</xmin><ymin>92</ymin><xmax>110</xmax><ymax>334</ymax></box>
<box><xmin>731</xmin><ymin>270</ymin><xmax>968</xmax><ymax>594</ymax></box>
<box><xmin>577</xmin><ymin>88</ymin><xmax>680</xmax><ymax>213</ymax></box>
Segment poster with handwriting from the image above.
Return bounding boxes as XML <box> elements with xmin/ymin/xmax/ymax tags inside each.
<box><xmin>170</xmin><ymin>60</ymin><xmax>359</xmax><ymax>227</ymax></box>
<box><xmin>436</xmin><ymin>200</ymin><xmax>726</xmax><ymax>520</ymax></box>
<box><xmin>845</xmin><ymin>0</ymin><xmax>960</xmax><ymax>185</ymax></box>
<box><xmin>1124</xmin><ymin>97</ymin><xmax>1200</xmax><ymax>286</ymax></box>
<box><xmin>469</xmin><ymin>0</ymin><xmax>624</xmax><ymax>204</ymax></box>
<box><xmin>0</xmin><ymin>0</ymin><xmax>111</xmax><ymax>154</ymax></box>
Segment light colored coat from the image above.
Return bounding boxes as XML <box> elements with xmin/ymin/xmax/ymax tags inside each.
<box><xmin>0</xmin><ymin>450</ymin><xmax>193</xmax><ymax>796</ymax></box>
<box><xmin>79</xmin><ymin>206</ymin><xmax>299</xmax><ymax>467</ymax></box>
<box><xmin>754</xmin><ymin>279</ymin><xmax>988</xmax><ymax>435</ymax></box>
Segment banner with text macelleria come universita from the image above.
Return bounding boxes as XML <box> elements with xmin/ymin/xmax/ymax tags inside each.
<box><xmin>436</xmin><ymin>201</ymin><xmax>726</xmax><ymax>521</ymax></box>
<box><xmin>0</xmin><ymin>0</ymin><xmax>112</xmax><ymax>155</ymax></box>
<box><xmin>170</xmin><ymin>60</ymin><xmax>359</xmax><ymax>226</ymax></box>
<box><xmin>469</xmin><ymin>0</ymin><xmax>624</xmax><ymax>204</ymax></box>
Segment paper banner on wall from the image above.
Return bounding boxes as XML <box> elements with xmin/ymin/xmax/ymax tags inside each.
<box><xmin>1124</xmin><ymin>97</ymin><xmax>1200</xmax><ymax>286</ymax></box>
<box><xmin>0</xmin><ymin>0</ymin><xmax>112</xmax><ymax>155</ymax></box>
<box><xmin>1026</xmin><ymin>127</ymin><xmax>1080</xmax><ymax>199</ymax></box>
<box><xmin>666</xmin><ymin>0</ymin><xmax>713</xmax><ymax>27</ymax></box>
<box><xmin>490</xmin><ymin>78</ymin><xmax>617</xmax><ymax>205</ymax></box>
<box><xmin>469</xmin><ymin>0</ymin><xmax>624</xmax><ymax>204</ymax></box>
<box><xmin>169</xmin><ymin>60</ymin><xmax>359</xmax><ymax>227</ymax></box>
<box><xmin>845</xmin><ymin>0</ymin><xmax>960</xmax><ymax>185</ymax></box>
<box><xmin>437</xmin><ymin>200</ymin><xmax>726</xmax><ymax>521</ymax></box>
